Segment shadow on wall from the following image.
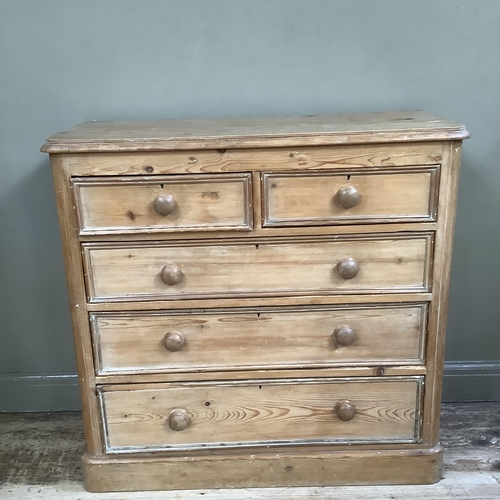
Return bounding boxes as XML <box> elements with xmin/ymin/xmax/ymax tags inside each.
<box><xmin>0</xmin><ymin>158</ymin><xmax>76</xmax><ymax>377</ymax></box>
<box><xmin>446</xmin><ymin>148</ymin><xmax>500</xmax><ymax>364</ymax></box>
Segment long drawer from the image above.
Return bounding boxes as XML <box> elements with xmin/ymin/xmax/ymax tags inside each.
<box><xmin>83</xmin><ymin>235</ymin><xmax>432</xmax><ymax>302</ymax></box>
<box><xmin>73</xmin><ymin>173</ymin><xmax>253</xmax><ymax>234</ymax></box>
<box><xmin>99</xmin><ymin>377</ymin><xmax>422</xmax><ymax>452</ymax></box>
<box><xmin>92</xmin><ymin>304</ymin><xmax>426</xmax><ymax>375</ymax></box>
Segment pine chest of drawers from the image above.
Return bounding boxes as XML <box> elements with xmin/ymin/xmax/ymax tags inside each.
<box><xmin>42</xmin><ymin>111</ymin><xmax>469</xmax><ymax>492</ymax></box>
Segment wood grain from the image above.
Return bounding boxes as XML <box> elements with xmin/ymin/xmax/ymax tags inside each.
<box><xmin>77</xmin><ymin>221</ymin><xmax>439</xmax><ymax>243</ymax></box>
<box><xmin>99</xmin><ymin>377</ymin><xmax>422</xmax><ymax>452</ymax></box>
<box><xmin>421</xmin><ymin>142</ymin><xmax>464</xmax><ymax>446</ymax></box>
<box><xmin>73</xmin><ymin>173</ymin><xmax>252</xmax><ymax>235</ymax></box>
<box><xmin>263</xmin><ymin>167</ymin><xmax>439</xmax><ymax>226</ymax></box>
<box><xmin>41</xmin><ymin>111</ymin><xmax>469</xmax><ymax>153</ymax></box>
<box><xmin>92</xmin><ymin>304</ymin><xmax>426</xmax><ymax>375</ymax></box>
<box><xmin>61</xmin><ymin>143</ymin><xmax>444</xmax><ymax>177</ymax></box>
<box><xmin>49</xmin><ymin>156</ymin><xmax>104</xmax><ymax>455</ymax></box>
<box><xmin>85</xmin><ymin>292</ymin><xmax>434</xmax><ymax>312</ymax></box>
<box><xmin>43</xmin><ymin>111</ymin><xmax>467</xmax><ymax>491</ymax></box>
<box><xmin>94</xmin><ymin>365</ymin><xmax>427</xmax><ymax>385</ymax></box>
<box><xmin>84</xmin><ymin>234</ymin><xmax>432</xmax><ymax>302</ymax></box>
<box><xmin>7</xmin><ymin>402</ymin><xmax>500</xmax><ymax>494</ymax></box>
<box><xmin>83</xmin><ymin>445</ymin><xmax>443</xmax><ymax>491</ymax></box>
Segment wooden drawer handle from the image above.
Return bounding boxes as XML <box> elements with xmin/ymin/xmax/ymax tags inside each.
<box><xmin>153</xmin><ymin>193</ymin><xmax>176</xmax><ymax>216</ymax></box>
<box><xmin>333</xmin><ymin>325</ymin><xmax>356</xmax><ymax>346</ymax></box>
<box><xmin>168</xmin><ymin>409</ymin><xmax>189</xmax><ymax>431</ymax></box>
<box><xmin>336</xmin><ymin>186</ymin><xmax>360</xmax><ymax>209</ymax></box>
<box><xmin>335</xmin><ymin>401</ymin><xmax>356</xmax><ymax>421</ymax></box>
<box><xmin>164</xmin><ymin>331</ymin><xmax>185</xmax><ymax>352</ymax></box>
<box><xmin>160</xmin><ymin>264</ymin><xmax>183</xmax><ymax>286</ymax></box>
<box><xmin>336</xmin><ymin>258</ymin><xmax>359</xmax><ymax>280</ymax></box>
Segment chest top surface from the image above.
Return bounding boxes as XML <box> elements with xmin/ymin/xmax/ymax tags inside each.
<box><xmin>41</xmin><ymin>111</ymin><xmax>469</xmax><ymax>153</ymax></box>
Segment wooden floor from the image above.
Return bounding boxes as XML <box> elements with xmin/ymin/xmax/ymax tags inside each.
<box><xmin>0</xmin><ymin>403</ymin><xmax>499</xmax><ymax>499</ymax></box>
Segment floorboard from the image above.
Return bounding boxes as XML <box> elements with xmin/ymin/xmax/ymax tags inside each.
<box><xmin>1</xmin><ymin>403</ymin><xmax>499</xmax><ymax>499</ymax></box>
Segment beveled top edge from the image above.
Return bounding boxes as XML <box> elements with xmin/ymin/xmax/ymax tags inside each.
<box><xmin>41</xmin><ymin>111</ymin><xmax>469</xmax><ymax>153</ymax></box>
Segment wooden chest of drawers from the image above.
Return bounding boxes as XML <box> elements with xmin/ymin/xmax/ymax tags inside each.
<box><xmin>42</xmin><ymin>111</ymin><xmax>468</xmax><ymax>492</ymax></box>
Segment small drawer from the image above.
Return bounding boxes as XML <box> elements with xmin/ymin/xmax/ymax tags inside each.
<box><xmin>262</xmin><ymin>167</ymin><xmax>439</xmax><ymax>227</ymax></box>
<box><xmin>73</xmin><ymin>173</ymin><xmax>252</xmax><ymax>235</ymax></box>
<box><xmin>92</xmin><ymin>304</ymin><xmax>426</xmax><ymax>375</ymax></box>
<box><xmin>99</xmin><ymin>377</ymin><xmax>422</xmax><ymax>452</ymax></box>
<box><xmin>83</xmin><ymin>234</ymin><xmax>432</xmax><ymax>302</ymax></box>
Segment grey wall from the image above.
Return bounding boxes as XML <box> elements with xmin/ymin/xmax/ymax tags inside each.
<box><xmin>1</xmin><ymin>0</ymin><xmax>499</xmax><ymax>411</ymax></box>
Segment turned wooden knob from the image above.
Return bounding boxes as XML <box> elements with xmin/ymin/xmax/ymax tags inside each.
<box><xmin>336</xmin><ymin>186</ymin><xmax>360</xmax><ymax>209</ymax></box>
<box><xmin>336</xmin><ymin>258</ymin><xmax>359</xmax><ymax>280</ymax></box>
<box><xmin>168</xmin><ymin>409</ymin><xmax>189</xmax><ymax>431</ymax></box>
<box><xmin>335</xmin><ymin>401</ymin><xmax>356</xmax><ymax>421</ymax></box>
<box><xmin>164</xmin><ymin>331</ymin><xmax>185</xmax><ymax>352</ymax></box>
<box><xmin>160</xmin><ymin>264</ymin><xmax>183</xmax><ymax>286</ymax></box>
<box><xmin>333</xmin><ymin>325</ymin><xmax>356</xmax><ymax>346</ymax></box>
<box><xmin>153</xmin><ymin>193</ymin><xmax>176</xmax><ymax>216</ymax></box>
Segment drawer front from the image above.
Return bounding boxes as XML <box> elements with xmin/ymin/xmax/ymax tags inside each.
<box><xmin>84</xmin><ymin>235</ymin><xmax>432</xmax><ymax>302</ymax></box>
<box><xmin>66</xmin><ymin>143</ymin><xmax>443</xmax><ymax>176</ymax></box>
<box><xmin>262</xmin><ymin>168</ymin><xmax>439</xmax><ymax>227</ymax></box>
<box><xmin>73</xmin><ymin>173</ymin><xmax>252</xmax><ymax>234</ymax></box>
<box><xmin>92</xmin><ymin>304</ymin><xmax>426</xmax><ymax>375</ymax></box>
<box><xmin>100</xmin><ymin>378</ymin><xmax>422</xmax><ymax>452</ymax></box>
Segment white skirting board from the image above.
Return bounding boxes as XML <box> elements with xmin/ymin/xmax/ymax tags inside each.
<box><xmin>1</xmin><ymin>361</ymin><xmax>500</xmax><ymax>411</ymax></box>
